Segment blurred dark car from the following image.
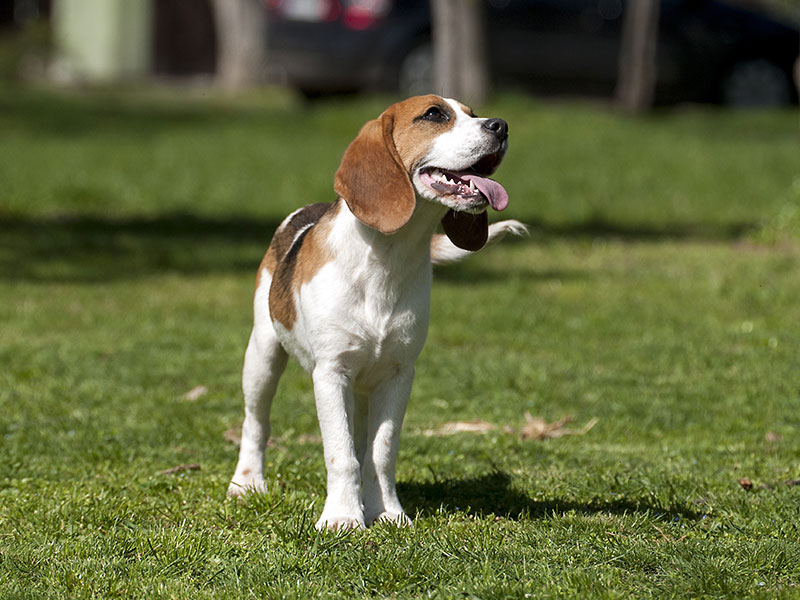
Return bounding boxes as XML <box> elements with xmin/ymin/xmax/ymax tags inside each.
<box><xmin>265</xmin><ymin>0</ymin><xmax>800</xmax><ymax>106</ymax></box>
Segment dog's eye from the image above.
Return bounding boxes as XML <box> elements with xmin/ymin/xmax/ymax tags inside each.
<box><xmin>421</xmin><ymin>106</ymin><xmax>449</xmax><ymax>123</ymax></box>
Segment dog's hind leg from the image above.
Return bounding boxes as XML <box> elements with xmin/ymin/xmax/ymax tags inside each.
<box><xmin>228</xmin><ymin>285</ymin><xmax>288</xmax><ymax>497</ymax></box>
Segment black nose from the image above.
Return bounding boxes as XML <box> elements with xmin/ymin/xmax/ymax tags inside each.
<box><xmin>483</xmin><ymin>118</ymin><xmax>508</xmax><ymax>140</ymax></box>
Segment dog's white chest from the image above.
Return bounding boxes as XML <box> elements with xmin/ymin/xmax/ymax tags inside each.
<box><xmin>275</xmin><ymin>256</ymin><xmax>431</xmax><ymax>386</ymax></box>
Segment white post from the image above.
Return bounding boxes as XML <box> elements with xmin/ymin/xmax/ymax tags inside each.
<box><xmin>52</xmin><ymin>0</ymin><xmax>152</xmax><ymax>83</ymax></box>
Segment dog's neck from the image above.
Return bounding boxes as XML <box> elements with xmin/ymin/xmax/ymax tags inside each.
<box><xmin>329</xmin><ymin>196</ymin><xmax>447</xmax><ymax>284</ymax></box>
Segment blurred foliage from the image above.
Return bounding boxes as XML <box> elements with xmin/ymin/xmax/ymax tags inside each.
<box><xmin>0</xmin><ymin>18</ymin><xmax>51</xmax><ymax>83</ymax></box>
<box><xmin>763</xmin><ymin>0</ymin><xmax>800</xmax><ymax>20</ymax></box>
<box><xmin>755</xmin><ymin>176</ymin><xmax>800</xmax><ymax>243</ymax></box>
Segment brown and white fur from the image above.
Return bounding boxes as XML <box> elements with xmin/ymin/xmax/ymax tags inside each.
<box><xmin>228</xmin><ymin>95</ymin><xmax>526</xmax><ymax>530</ymax></box>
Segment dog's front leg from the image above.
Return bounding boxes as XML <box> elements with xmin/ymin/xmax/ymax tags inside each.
<box><xmin>362</xmin><ymin>366</ymin><xmax>414</xmax><ymax>527</ymax></box>
<box><xmin>313</xmin><ymin>365</ymin><xmax>365</xmax><ymax>531</ymax></box>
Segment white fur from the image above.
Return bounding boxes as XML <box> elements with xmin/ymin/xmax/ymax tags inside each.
<box><xmin>228</xmin><ymin>98</ymin><xmax>524</xmax><ymax>530</ymax></box>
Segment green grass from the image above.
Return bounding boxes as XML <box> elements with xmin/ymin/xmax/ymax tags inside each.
<box><xmin>1</xmin><ymin>86</ymin><xmax>799</xmax><ymax>599</ymax></box>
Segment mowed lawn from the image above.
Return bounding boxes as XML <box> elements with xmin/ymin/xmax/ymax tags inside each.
<box><xmin>1</xmin><ymin>87</ymin><xmax>799</xmax><ymax>599</ymax></box>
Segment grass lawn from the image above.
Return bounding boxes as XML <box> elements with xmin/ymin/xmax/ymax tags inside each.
<box><xmin>1</xmin><ymin>87</ymin><xmax>799</xmax><ymax>599</ymax></box>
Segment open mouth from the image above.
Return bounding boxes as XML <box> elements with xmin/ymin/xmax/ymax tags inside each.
<box><xmin>418</xmin><ymin>151</ymin><xmax>509</xmax><ymax>212</ymax></box>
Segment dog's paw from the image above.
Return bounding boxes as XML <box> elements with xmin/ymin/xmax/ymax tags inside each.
<box><xmin>367</xmin><ymin>511</ymin><xmax>412</xmax><ymax>528</ymax></box>
<box><xmin>315</xmin><ymin>513</ymin><xmax>366</xmax><ymax>532</ymax></box>
<box><xmin>226</xmin><ymin>476</ymin><xmax>267</xmax><ymax>499</ymax></box>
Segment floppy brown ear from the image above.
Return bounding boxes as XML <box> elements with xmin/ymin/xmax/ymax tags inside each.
<box><xmin>441</xmin><ymin>210</ymin><xmax>488</xmax><ymax>251</ymax></box>
<box><xmin>333</xmin><ymin>111</ymin><xmax>415</xmax><ymax>234</ymax></box>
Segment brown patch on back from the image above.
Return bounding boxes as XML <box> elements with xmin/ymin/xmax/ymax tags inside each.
<box><xmin>254</xmin><ymin>248</ymin><xmax>277</xmax><ymax>291</ymax></box>
<box><xmin>293</xmin><ymin>206</ymin><xmax>336</xmax><ymax>288</ymax></box>
<box><xmin>255</xmin><ymin>203</ymin><xmax>332</xmax><ymax>291</ymax></box>
<box><xmin>267</xmin><ymin>202</ymin><xmax>337</xmax><ymax>329</ymax></box>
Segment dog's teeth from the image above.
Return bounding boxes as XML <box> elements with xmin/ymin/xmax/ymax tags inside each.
<box><xmin>468</xmin><ymin>179</ymin><xmax>475</xmax><ymax>191</ymax></box>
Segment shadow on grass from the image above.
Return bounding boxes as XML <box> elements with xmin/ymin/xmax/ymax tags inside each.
<box><xmin>526</xmin><ymin>216</ymin><xmax>757</xmax><ymax>241</ymax></box>
<box><xmin>0</xmin><ymin>213</ymin><xmax>284</xmax><ymax>283</ymax></box>
<box><xmin>0</xmin><ymin>212</ymin><xmax>756</xmax><ymax>283</ymax></box>
<box><xmin>399</xmin><ymin>471</ymin><xmax>703</xmax><ymax>523</ymax></box>
<box><xmin>433</xmin><ymin>216</ymin><xmax>755</xmax><ymax>285</ymax></box>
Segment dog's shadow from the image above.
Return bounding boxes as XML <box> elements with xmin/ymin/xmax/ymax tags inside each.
<box><xmin>398</xmin><ymin>471</ymin><xmax>701</xmax><ymax>522</ymax></box>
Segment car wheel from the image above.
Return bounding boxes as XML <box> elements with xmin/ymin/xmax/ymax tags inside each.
<box><xmin>398</xmin><ymin>43</ymin><xmax>434</xmax><ymax>96</ymax></box>
<box><xmin>722</xmin><ymin>59</ymin><xmax>792</xmax><ymax>107</ymax></box>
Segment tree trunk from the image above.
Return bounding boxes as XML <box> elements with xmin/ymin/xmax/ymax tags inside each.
<box><xmin>211</xmin><ymin>0</ymin><xmax>267</xmax><ymax>89</ymax></box>
<box><xmin>615</xmin><ymin>0</ymin><xmax>660</xmax><ymax>112</ymax></box>
<box><xmin>431</xmin><ymin>0</ymin><xmax>488</xmax><ymax>105</ymax></box>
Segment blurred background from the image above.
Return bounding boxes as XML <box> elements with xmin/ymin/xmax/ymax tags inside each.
<box><xmin>1</xmin><ymin>0</ymin><xmax>798</xmax><ymax>109</ymax></box>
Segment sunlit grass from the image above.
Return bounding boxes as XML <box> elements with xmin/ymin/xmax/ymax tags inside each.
<box><xmin>1</xmin><ymin>87</ymin><xmax>799</xmax><ymax>598</ymax></box>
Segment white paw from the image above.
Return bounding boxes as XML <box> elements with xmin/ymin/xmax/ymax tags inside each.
<box><xmin>367</xmin><ymin>511</ymin><xmax>412</xmax><ymax>527</ymax></box>
<box><xmin>226</xmin><ymin>475</ymin><xmax>266</xmax><ymax>498</ymax></box>
<box><xmin>315</xmin><ymin>513</ymin><xmax>366</xmax><ymax>532</ymax></box>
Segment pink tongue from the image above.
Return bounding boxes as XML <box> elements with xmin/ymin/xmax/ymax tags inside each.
<box><xmin>461</xmin><ymin>174</ymin><xmax>509</xmax><ymax>211</ymax></box>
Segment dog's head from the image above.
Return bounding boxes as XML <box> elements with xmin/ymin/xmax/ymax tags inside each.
<box><xmin>334</xmin><ymin>95</ymin><xmax>509</xmax><ymax>251</ymax></box>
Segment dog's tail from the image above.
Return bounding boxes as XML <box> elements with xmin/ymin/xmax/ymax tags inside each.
<box><xmin>430</xmin><ymin>219</ymin><xmax>528</xmax><ymax>266</ymax></box>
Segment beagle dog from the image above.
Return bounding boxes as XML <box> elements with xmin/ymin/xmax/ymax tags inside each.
<box><xmin>228</xmin><ymin>95</ymin><xmax>525</xmax><ymax>530</ymax></box>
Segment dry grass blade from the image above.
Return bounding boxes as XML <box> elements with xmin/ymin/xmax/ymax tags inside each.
<box><xmin>423</xmin><ymin>419</ymin><xmax>496</xmax><ymax>436</ymax></box>
<box><xmin>183</xmin><ymin>385</ymin><xmax>208</xmax><ymax>401</ymax></box>
<box><xmin>422</xmin><ymin>415</ymin><xmax>599</xmax><ymax>440</ymax></box>
<box><xmin>160</xmin><ymin>464</ymin><xmax>201</xmax><ymax>475</ymax></box>
<box><xmin>520</xmin><ymin>413</ymin><xmax>599</xmax><ymax>440</ymax></box>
